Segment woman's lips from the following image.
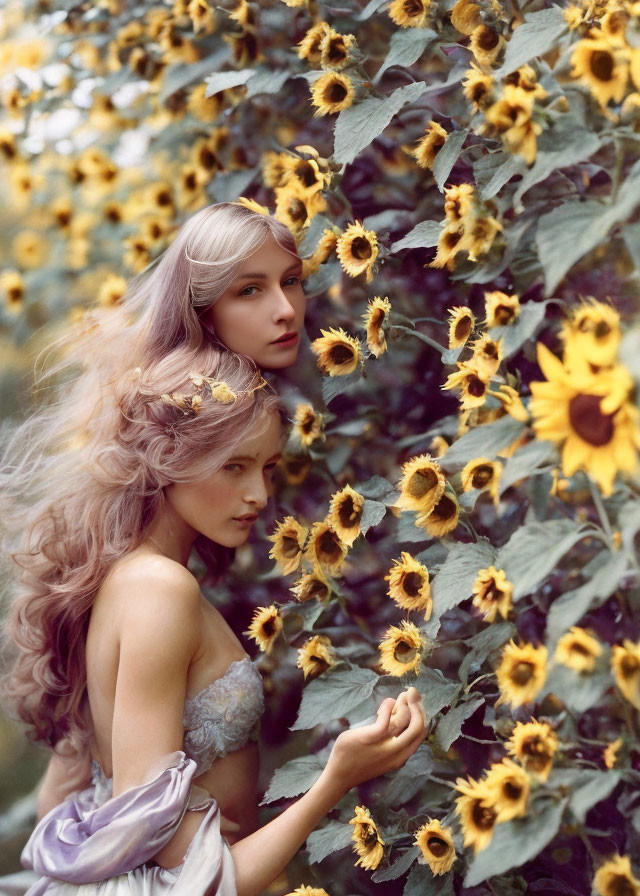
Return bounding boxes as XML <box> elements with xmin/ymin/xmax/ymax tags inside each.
<box><xmin>270</xmin><ymin>332</ymin><xmax>298</xmax><ymax>347</ymax></box>
<box><xmin>233</xmin><ymin>514</ymin><xmax>257</xmax><ymax>528</ymax></box>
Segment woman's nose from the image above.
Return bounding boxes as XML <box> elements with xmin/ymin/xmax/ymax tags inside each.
<box><xmin>245</xmin><ymin>475</ymin><xmax>268</xmax><ymax>510</ymax></box>
<box><xmin>271</xmin><ymin>286</ymin><xmax>296</xmax><ymax>324</ymax></box>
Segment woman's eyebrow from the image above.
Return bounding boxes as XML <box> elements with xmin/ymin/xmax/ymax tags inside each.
<box><xmin>234</xmin><ymin>261</ymin><xmax>302</xmax><ymax>281</ymax></box>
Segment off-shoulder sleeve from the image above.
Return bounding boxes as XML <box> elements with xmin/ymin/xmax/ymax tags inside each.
<box><xmin>21</xmin><ymin>751</ymin><xmax>237</xmax><ymax>896</ymax></box>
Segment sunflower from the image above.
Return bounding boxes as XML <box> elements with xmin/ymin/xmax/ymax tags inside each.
<box><xmin>97</xmin><ymin>273</ymin><xmax>127</xmax><ymax>308</ymax></box>
<box><xmin>268</xmin><ymin>516</ymin><xmax>308</xmax><ymax>576</ymax></box>
<box><xmin>327</xmin><ymin>484</ymin><xmax>365</xmax><ymax>547</ymax></box>
<box><xmin>444</xmin><ymin>183</ymin><xmax>476</xmax><ymax>222</ymax></box>
<box><xmin>447</xmin><ymin>305</ymin><xmax>475</xmax><ymax>349</ymax></box>
<box><xmin>554</xmin><ymin>626</ymin><xmax>602</xmax><ymax>673</ymax></box>
<box><xmin>470</xmin><ymin>24</ymin><xmax>505</xmax><ymax>66</ymax></box>
<box><xmin>282</xmin><ymin>451</ymin><xmax>312</xmax><ymax>486</ymax></box>
<box><xmin>378</xmin><ymin>620</ymin><xmax>424</xmax><ymax>676</ymax></box>
<box><xmin>570</xmin><ymin>36</ymin><xmax>629</xmax><ymax>108</ymax></box>
<box><xmin>302</xmin><ymin>227</ymin><xmax>338</xmax><ymax>279</ymax></box>
<box><xmin>442</xmin><ymin>362</ymin><xmax>490</xmax><ymax>410</ymax></box>
<box><xmin>396</xmin><ymin>454</ymin><xmax>446</xmax><ymax>516</ymax></box>
<box><xmin>465</xmin><ymin>210</ymin><xmax>503</xmax><ymax>261</ymax></box>
<box><xmin>363</xmin><ymin>296</ymin><xmax>391</xmax><ymax>357</ymax></box>
<box><xmin>1</xmin><ymin>269</ymin><xmax>24</xmax><ymax>314</ymax></box>
<box><xmin>496</xmin><ymin>640</ymin><xmax>548</xmax><ymax>708</ymax></box>
<box><xmin>471</xmin><ymin>334</ymin><xmax>503</xmax><ymax>380</ymax></box>
<box><xmin>529</xmin><ymin>342</ymin><xmax>640</xmax><ymax>496</ymax></box>
<box><xmin>484</xmin><ymin>290</ymin><xmax>520</xmax><ymax>327</ymax></box>
<box><xmin>429</xmin><ymin>435</ymin><xmax>449</xmax><ymax>457</ymax></box>
<box><xmin>234</xmin><ymin>196</ymin><xmax>270</xmax><ymax>215</ymax></box>
<box><xmin>471</xmin><ymin>565</ymin><xmax>512</xmax><ymax>622</ymax></box>
<box><xmin>462</xmin><ymin>458</ymin><xmax>503</xmax><ymax>505</ymax></box>
<box><xmin>297</xmin><ymin>634</ymin><xmax>334</xmax><ymax>679</ymax></box>
<box><xmin>560</xmin><ymin>299</ymin><xmax>621</xmax><ymax>369</ymax></box>
<box><xmin>417</xmin><ymin>488</ymin><xmax>460</xmax><ymax>537</ymax></box>
<box><xmin>506</xmin><ymin>720</ymin><xmax>558</xmax><ymax>781</ymax></box>
<box><xmin>310</xmin><ymin>72</ymin><xmax>355</xmax><ymax>117</ymax></box>
<box><xmin>594</xmin><ymin>854</ymin><xmax>640</xmax><ymax>896</ymax></box>
<box><xmin>285</xmin><ymin>888</ymin><xmax>331</xmax><ymax>896</ymax></box>
<box><xmin>603</xmin><ymin>737</ymin><xmax>623</xmax><ymax>770</ymax></box>
<box><xmin>293</xmin><ymin>403</ymin><xmax>325</xmax><ymax>447</ymax></box>
<box><xmin>409</xmin><ymin>120</ymin><xmax>448</xmax><ymax>170</ymax></box>
<box><xmin>244</xmin><ymin>605</ymin><xmax>282</xmax><ymax>654</ymax></box>
<box><xmin>462</xmin><ymin>62</ymin><xmax>495</xmax><ymax>112</ymax></box>
<box><xmin>611</xmin><ymin>639</ymin><xmax>640</xmax><ymax>709</ymax></box>
<box><xmin>275</xmin><ymin>180</ymin><xmax>327</xmax><ymax>233</ymax></box>
<box><xmin>389</xmin><ymin>0</ymin><xmax>431</xmax><ymax>28</ymax></box>
<box><xmin>487</xmin><ymin>384</ymin><xmax>530</xmax><ymax>423</ymax></box>
<box><xmin>414</xmin><ymin>818</ymin><xmax>456</xmax><ymax>875</ymax></box>
<box><xmin>455</xmin><ymin>775</ymin><xmax>497</xmax><ymax>853</ymax></box>
<box><xmin>503</xmin><ymin>64</ymin><xmax>548</xmax><ymax>101</ymax></box>
<box><xmin>304</xmin><ymin>520</ymin><xmax>348</xmax><ymax>574</ymax></box>
<box><xmin>385</xmin><ymin>552</ymin><xmax>432</xmax><ymax>618</ymax></box>
<box><xmin>349</xmin><ymin>805</ymin><xmax>385</xmax><ymax>871</ymax></box>
<box><xmin>451</xmin><ymin>0</ymin><xmax>482</xmax><ymax>35</ymax></box>
<box><xmin>311</xmin><ymin>327</ymin><xmax>362</xmax><ymax>377</ymax></box>
<box><xmin>282</xmin><ymin>152</ymin><xmax>332</xmax><ymax>195</ymax></box>
<box><xmin>430</xmin><ymin>222</ymin><xmax>467</xmax><ymax>270</ymax></box>
<box><xmin>483</xmin><ymin>758</ymin><xmax>530</xmax><ymax>822</ymax></box>
<box><xmin>336</xmin><ymin>222</ymin><xmax>379</xmax><ymax>283</ymax></box>
<box><xmin>12</xmin><ymin>230</ymin><xmax>49</xmax><ymax>269</ymax></box>
<box><xmin>297</xmin><ymin>21</ymin><xmax>331</xmax><ymax>66</ymax></box>
<box><xmin>290</xmin><ymin>566</ymin><xmax>332</xmax><ymax>603</ymax></box>
<box><xmin>320</xmin><ymin>29</ymin><xmax>357</xmax><ymax>70</ymax></box>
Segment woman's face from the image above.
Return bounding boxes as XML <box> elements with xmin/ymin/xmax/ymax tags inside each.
<box><xmin>165</xmin><ymin>412</ymin><xmax>283</xmax><ymax>548</ymax></box>
<box><xmin>202</xmin><ymin>234</ymin><xmax>306</xmax><ymax>369</ymax></box>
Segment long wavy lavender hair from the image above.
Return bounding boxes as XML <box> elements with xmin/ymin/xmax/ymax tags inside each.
<box><xmin>0</xmin><ymin>201</ymin><xmax>295</xmax><ymax>753</ymax></box>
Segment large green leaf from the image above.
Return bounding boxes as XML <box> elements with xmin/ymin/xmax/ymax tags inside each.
<box><xmin>488</xmin><ymin>299</ymin><xmax>553</xmax><ymax>359</ymax></box>
<box><xmin>464</xmin><ymin>798</ymin><xmax>567</xmax><ymax>885</ymax></box>
<box><xmin>261</xmin><ymin>754</ymin><xmax>325</xmax><ymax>804</ymax></box>
<box><xmin>373</xmin><ymin>845</ymin><xmax>421</xmax><ymax>882</ymax></box>
<box><xmin>433</xmin><ymin>128</ymin><xmax>469</xmax><ymax>192</ymax></box>
<box><xmin>322</xmin><ymin>369</ymin><xmax>363</xmax><ymax>406</ymax></box>
<box><xmin>405</xmin><ymin>864</ymin><xmax>455</xmax><ymax>896</ymax></box>
<box><xmin>246</xmin><ymin>67</ymin><xmax>290</xmax><ymax>97</ymax></box>
<box><xmin>499</xmin><ymin>438</ymin><xmax>556</xmax><ymax>495</ymax></box>
<box><xmin>459</xmin><ymin>621</ymin><xmax>516</xmax><ymax>684</ymax></box>
<box><xmin>360</xmin><ymin>499</ymin><xmax>387</xmax><ymax>535</ymax></box>
<box><xmin>493</xmin><ymin>6</ymin><xmax>570</xmax><ymax>78</ymax></box>
<box><xmin>374</xmin><ymin>28</ymin><xmax>437</xmax><ymax>84</ymax></box>
<box><xmin>540</xmin><ymin>664</ymin><xmax>610</xmax><ymax>713</ymax></box>
<box><xmin>435</xmin><ymin>694</ymin><xmax>484</xmax><ymax>751</ymax></box>
<box><xmin>496</xmin><ymin>519</ymin><xmax>588</xmax><ymax>600</ymax></box>
<box><xmin>291</xmin><ymin>665</ymin><xmax>380</xmax><ymax>730</ymax></box>
<box><xmin>415</xmin><ymin>668</ymin><xmax>460</xmax><ymax>717</ymax></box>
<box><xmin>441</xmin><ymin>416</ymin><xmax>526</xmax><ymax>468</ymax></box>
<box><xmin>159</xmin><ymin>47</ymin><xmax>229</xmax><ymax>103</ymax></box>
<box><xmin>382</xmin><ymin>745</ymin><xmax>433</xmax><ymax>805</ymax></box>
<box><xmin>474</xmin><ymin>151</ymin><xmax>526</xmax><ymax>201</ymax></box>
<box><xmin>333</xmin><ymin>81</ymin><xmax>427</xmax><ymax>165</ymax></box>
<box><xmin>307</xmin><ymin>820</ymin><xmax>354</xmax><ymax>864</ymax></box>
<box><xmin>391</xmin><ymin>220</ymin><xmax>441</xmax><ymax>251</ymax></box>
<box><xmin>203</xmin><ymin>67</ymin><xmax>255</xmax><ymax>97</ymax></box>
<box><xmin>551</xmin><ymin>769</ymin><xmax>622</xmax><ymax>823</ymax></box>
<box><xmin>431</xmin><ymin>539</ymin><xmax>496</xmax><ymax>618</ymax></box>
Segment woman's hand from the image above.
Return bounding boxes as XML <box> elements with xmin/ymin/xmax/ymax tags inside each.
<box><xmin>323</xmin><ymin>687</ymin><xmax>428</xmax><ymax>796</ymax></box>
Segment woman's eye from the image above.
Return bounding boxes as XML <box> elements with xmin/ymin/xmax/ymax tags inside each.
<box><xmin>224</xmin><ymin>463</ymin><xmax>243</xmax><ymax>472</ymax></box>
<box><xmin>284</xmin><ymin>276</ymin><xmax>300</xmax><ymax>287</ymax></box>
<box><xmin>239</xmin><ymin>285</ymin><xmax>258</xmax><ymax>297</ymax></box>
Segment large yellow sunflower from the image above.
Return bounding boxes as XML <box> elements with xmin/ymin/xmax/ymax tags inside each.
<box><xmin>611</xmin><ymin>639</ymin><xmax>640</xmax><ymax>709</ymax></box>
<box><xmin>304</xmin><ymin>520</ymin><xmax>348</xmax><ymax>574</ymax></box>
<box><xmin>442</xmin><ymin>362</ymin><xmax>490</xmax><ymax>410</ymax></box>
<box><xmin>484</xmin><ymin>290</ymin><xmax>520</xmax><ymax>327</ymax></box>
<box><xmin>385</xmin><ymin>552</ymin><xmax>432</xmax><ymax>618</ymax></box>
<box><xmin>417</xmin><ymin>488</ymin><xmax>460</xmax><ymax>537</ymax></box>
<box><xmin>389</xmin><ymin>0</ymin><xmax>431</xmax><ymax>28</ymax></box>
<box><xmin>414</xmin><ymin>818</ymin><xmax>456</xmax><ymax>875</ymax></box>
<box><xmin>483</xmin><ymin>758</ymin><xmax>530</xmax><ymax>822</ymax></box>
<box><xmin>311</xmin><ymin>327</ymin><xmax>362</xmax><ymax>376</ymax></box>
<box><xmin>448</xmin><ymin>305</ymin><xmax>475</xmax><ymax>349</ymax></box>
<box><xmin>274</xmin><ymin>180</ymin><xmax>327</xmax><ymax>233</ymax></box>
<box><xmin>529</xmin><ymin>342</ymin><xmax>640</xmax><ymax>496</ymax></box>
<box><xmin>554</xmin><ymin>626</ymin><xmax>602</xmax><ymax>673</ymax></box>
<box><xmin>336</xmin><ymin>222</ymin><xmax>379</xmax><ymax>283</ymax></box>
<box><xmin>310</xmin><ymin>71</ymin><xmax>355</xmax><ymax>117</ymax></box>
<box><xmin>297</xmin><ymin>634</ymin><xmax>334</xmax><ymax>679</ymax></box>
<box><xmin>444</xmin><ymin>182</ymin><xmax>476</xmax><ymax>222</ymax></box>
<box><xmin>496</xmin><ymin>640</ymin><xmax>548</xmax><ymax>708</ymax></box>
<box><xmin>363</xmin><ymin>296</ymin><xmax>391</xmax><ymax>357</ymax></box>
<box><xmin>268</xmin><ymin>516</ymin><xmax>308</xmax><ymax>575</ymax></box>
<box><xmin>297</xmin><ymin>21</ymin><xmax>331</xmax><ymax>65</ymax></box>
<box><xmin>560</xmin><ymin>298</ymin><xmax>621</xmax><ymax>369</ymax></box>
<box><xmin>570</xmin><ymin>36</ymin><xmax>629</xmax><ymax>108</ymax></box>
<box><xmin>327</xmin><ymin>484</ymin><xmax>365</xmax><ymax>547</ymax></box>
<box><xmin>594</xmin><ymin>854</ymin><xmax>640</xmax><ymax>896</ymax></box>
<box><xmin>469</xmin><ymin>24</ymin><xmax>505</xmax><ymax>66</ymax></box>
<box><xmin>471</xmin><ymin>565</ymin><xmax>512</xmax><ymax>622</ymax></box>
<box><xmin>349</xmin><ymin>805</ymin><xmax>385</xmax><ymax>870</ymax></box>
<box><xmin>396</xmin><ymin>454</ymin><xmax>446</xmax><ymax>516</ymax></box>
<box><xmin>506</xmin><ymin>719</ymin><xmax>558</xmax><ymax>781</ymax></box>
<box><xmin>244</xmin><ymin>605</ymin><xmax>282</xmax><ymax>654</ymax></box>
<box><xmin>455</xmin><ymin>775</ymin><xmax>497</xmax><ymax>853</ymax></box>
<box><xmin>378</xmin><ymin>620</ymin><xmax>424</xmax><ymax>676</ymax></box>
<box><xmin>290</xmin><ymin>566</ymin><xmax>332</xmax><ymax>603</ymax></box>
<box><xmin>409</xmin><ymin>120</ymin><xmax>448</xmax><ymax>170</ymax></box>
<box><xmin>430</xmin><ymin>222</ymin><xmax>467</xmax><ymax>270</ymax></box>
<box><xmin>320</xmin><ymin>28</ymin><xmax>357</xmax><ymax>70</ymax></box>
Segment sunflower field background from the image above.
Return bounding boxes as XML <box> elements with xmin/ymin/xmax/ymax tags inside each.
<box><xmin>2</xmin><ymin>0</ymin><xmax>640</xmax><ymax>893</ymax></box>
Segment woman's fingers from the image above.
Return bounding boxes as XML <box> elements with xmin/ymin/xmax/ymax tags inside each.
<box><xmin>358</xmin><ymin>697</ymin><xmax>396</xmax><ymax>743</ymax></box>
<box><xmin>390</xmin><ymin>691</ymin><xmax>428</xmax><ymax>750</ymax></box>
<box><xmin>388</xmin><ymin>691</ymin><xmax>411</xmax><ymax>736</ymax></box>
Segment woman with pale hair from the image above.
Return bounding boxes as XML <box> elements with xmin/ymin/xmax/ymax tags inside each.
<box><xmin>0</xmin><ymin>201</ymin><xmax>428</xmax><ymax>894</ymax></box>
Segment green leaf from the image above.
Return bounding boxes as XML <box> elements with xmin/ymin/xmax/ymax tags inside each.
<box><xmin>322</xmin><ymin>369</ymin><xmax>363</xmax><ymax>406</ymax></box>
<box><xmin>405</xmin><ymin>864</ymin><xmax>455</xmax><ymax>896</ymax></box>
<box><xmin>291</xmin><ymin>666</ymin><xmax>380</xmax><ymax>730</ymax></box>
<box><xmin>391</xmin><ymin>220</ymin><xmax>441</xmax><ymax>251</ymax></box>
<box><xmin>373</xmin><ymin>845</ymin><xmax>421</xmax><ymax>881</ymax></box>
<box><xmin>460</xmin><ymin>621</ymin><xmax>516</xmax><ymax>685</ymax></box>
<box><xmin>282</xmin><ymin>598</ymin><xmax>327</xmax><ymax>634</ymax></box>
<box><xmin>433</xmin><ymin>128</ymin><xmax>469</xmax><ymax>192</ymax></box>
<box><xmin>546</xmin><ymin>551</ymin><xmax>627</xmax><ymax>647</ymax></box>
<box><xmin>622</xmin><ymin>219</ymin><xmax>640</xmax><ymax>272</ymax></box>
<box><xmin>159</xmin><ymin>47</ymin><xmax>229</xmax><ymax>103</ymax></box>
<box><xmin>261</xmin><ymin>754</ymin><xmax>325</xmax><ymax>804</ymax></box>
<box><xmin>333</xmin><ymin>81</ymin><xmax>427</xmax><ymax>166</ymax></box>
<box><xmin>415</xmin><ymin>668</ymin><xmax>460</xmax><ymax>717</ymax></box>
<box><xmin>357</xmin><ymin>475</ymin><xmax>397</xmax><ymax>503</ymax></box>
<box><xmin>307</xmin><ymin>820</ymin><xmax>354</xmax><ymax>864</ymax></box>
<box><xmin>246</xmin><ymin>67</ymin><xmax>290</xmax><ymax>97</ymax></box>
<box><xmin>488</xmin><ymin>300</ymin><xmax>553</xmax><ymax>359</ymax></box>
<box><xmin>540</xmin><ymin>664</ymin><xmax>610</xmax><ymax>713</ymax></box>
<box><xmin>374</xmin><ymin>28</ymin><xmax>437</xmax><ymax>84</ymax></box>
<box><xmin>209</xmin><ymin>168</ymin><xmax>257</xmax><ymax>202</ymax></box>
<box><xmin>536</xmin><ymin>158</ymin><xmax>640</xmax><ymax>294</ymax></box>
<box><xmin>204</xmin><ymin>68</ymin><xmax>254</xmax><ymax>97</ymax></box>
<box><xmin>435</xmin><ymin>694</ymin><xmax>484</xmax><ymax>751</ymax></box>
<box><xmin>382</xmin><ymin>745</ymin><xmax>433</xmax><ymax>805</ymax></box>
<box><xmin>557</xmin><ymin>769</ymin><xmax>622</xmax><ymax>823</ymax></box>
<box><xmin>361</xmin><ymin>499</ymin><xmax>387</xmax><ymax>535</ymax></box>
<box><xmin>397</xmin><ymin>510</ymin><xmax>432</xmax><ymax>544</ymax></box>
<box><xmin>464</xmin><ymin>798</ymin><xmax>567</xmax><ymax>885</ymax></box>
<box><xmin>474</xmin><ymin>151</ymin><xmax>526</xmax><ymax>201</ymax></box>
<box><xmin>493</xmin><ymin>6</ymin><xmax>569</xmax><ymax>78</ymax></box>
<box><xmin>496</xmin><ymin>519</ymin><xmax>587</xmax><ymax>600</ymax></box>
<box><xmin>441</xmin><ymin>416</ymin><xmax>526</xmax><ymax>467</ymax></box>
<box><xmin>356</xmin><ymin>0</ymin><xmax>388</xmax><ymax>19</ymax></box>
<box><xmin>431</xmin><ymin>539</ymin><xmax>496</xmax><ymax>618</ymax></box>
<box><xmin>499</xmin><ymin>438</ymin><xmax>556</xmax><ymax>495</ymax></box>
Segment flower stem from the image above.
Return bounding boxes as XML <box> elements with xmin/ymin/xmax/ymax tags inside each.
<box><xmin>588</xmin><ymin>479</ymin><xmax>613</xmax><ymax>548</ymax></box>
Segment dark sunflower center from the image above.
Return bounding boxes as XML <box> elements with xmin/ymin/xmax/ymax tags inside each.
<box><xmin>445</xmin><ymin>228</ymin><xmax>463</xmax><ymax>249</ymax></box>
<box><xmin>427</xmin><ymin>835</ymin><xmax>448</xmax><ymax>857</ymax></box>
<box><xmin>511</xmin><ymin>661</ymin><xmax>534</xmax><ymax>685</ymax></box>
<box><xmin>262</xmin><ymin>618</ymin><xmax>276</xmax><ymax>636</ymax></box>
<box><xmin>504</xmin><ymin>781</ymin><xmax>522</xmax><ymax>801</ymax></box>
<box><xmin>568</xmin><ymin>394</ymin><xmax>615</xmax><ymax>447</ymax></box>
<box><xmin>433</xmin><ymin>494</ymin><xmax>457</xmax><ymax>521</ymax></box>
<box><xmin>402</xmin><ymin>571</ymin><xmax>423</xmax><ymax>598</ymax></box>
<box><xmin>339</xmin><ymin>496</ymin><xmax>361</xmax><ymax>528</ymax></box>
<box><xmin>408</xmin><ymin>467</ymin><xmax>438</xmax><ymax>499</ymax></box>
<box><xmin>472</xmin><ymin>82</ymin><xmax>490</xmax><ymax>103</ymax></box>
<box><xmin>307</xmin><ymin>579</ymin><xmax>328</xmax><ymax>600</ymax></box>
<box><xmin>569</xmin><ymin>640</ymin><xmax>592</xmax><ymax>657</ymax></box>
<box><xmin>590</xmin><ymin>49</ymin><xmax>614</xmax><ymax>82</ymax></box>
<box><xmin>329</xmin><ymin>343</ymin><xmax>355</xmax><ymax>366</ymax></box>
<box><xmin>455</xmin><ymin>316</ymin><xmax>472</xmax><ymax>341</ymax></box>
<box><xmin>296</xmin><ymin>160</ymin><xmax>319</xmax><ymax>188</ymax></box>
<box><xmin>372</xmin><ymin>308</ymin><xmax>385</xmax><ymax>328</ymax></box>
<box><xmin>327</xmin><ymin>37</ymin><xmax>347</xmax><ymax>63</ymax></box>
<box><xmin>594</xmin><ymin>320</ymin><xmax>611</xmax><ymax>340</ymax></box>
<box><xmin>318</xmin><ymin>529</ymin><xmax>341</xmax><ymax>561</ymax></box>
<box><xmin>621</xmin><ymin>654</ymin><xmax>640</xmax><ymax>678</ymax></box>
<box><xmin>483</xmin><ymin>583</ymin><xmax>501</xmax><ymax>603</ymax></box>
<box><xmin>522</xmin><ymin>737</ymin><xmax>551</xmax><ymax>771</ymax></box>
<box><xmin>610</xmin><ymin>874</ymin><xmax>636</xmax><ymax>896</ymax></box>
<box><xmin>326</xmin><ymin>80</ymin><xmax>348</xmax><ymax>103</ymax></box>
<box><xmin>281</xmin><ymin>535</ymin><xmax>300</xmax><ymax>558</ymax></box>
<box><xmin>478</xmin><ymin>26</ymin><xmax>499</xmax><ymax>50</ymax></box>
<box><xmin>472</xmin><ymin>465</ymin><xmax>494</xmax><ymax>487</ymax></box>
<box><xmin>362</xmin><ymin>826</ymin><xmax>378</xmax><ymax>846</ymax></box>
<box><xmin>300</xmin><ymin>413</ymin><xmax>315</xmax><ymax>434</ymax></box>
<box><xmin>483</xmin><ymin>341</ymin><xmax>499</xmax><ymax>359</ymax></box>
<box><xmin>350</xmin><ymin>236</ymin><xmax>373</xmax><ymax>260</ymax></box>
<box><xmin>494</xmin><ymin>303</ymin><xmax>515</xmax><ymax>324</ymax></box>
<box><xmin>286</xmin><ymin>456</ymin><xmax>310</xmax><ymax>476</ymax></box>
<box><xmin>404</xmin><ymin>0</ymin><xmax>425</xmax><ymax>16</ymax></box>
<box><xmin>289</xmin><ymin>198</ymin><xmax>308</xmax><ymax>223</ymax></box>
<box><xmin>431</xmin><ymin>134</ymin><xmax>446</xmax><ymax>151</ymax></box>
<box><xmin>466</xmin><ymin>374</ymin><xmax>486</xmax><ymax>397</ymax></box>
<box><xmin>310</xmin><ymin>655</ymin><xmax>329</xmax><ymax>672</ymax></box>
<box><xmin>394</xmin><ymin>638</ymin><xmax>418</xmax><ymax>664</ymax></box>
<box><xmin>472</xmin><ymin>800</ymin><xmax>496</xmax><ymax>830</ymax></box>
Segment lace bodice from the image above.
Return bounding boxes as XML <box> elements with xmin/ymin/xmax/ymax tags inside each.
<box><xmin>183</xmin><ymin>656</ymin><xmax>264</xmax><ymax>776</ymax></box>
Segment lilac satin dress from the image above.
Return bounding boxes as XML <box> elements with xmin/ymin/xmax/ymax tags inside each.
<box><xmin>18</xmin><ymin>657</ymin><xmax>265</xmax><ymax>896</ymax></box>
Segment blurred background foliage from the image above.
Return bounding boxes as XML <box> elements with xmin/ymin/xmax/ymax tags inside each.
<box><xmin>1</xmin><ymin>0</ymin><xmax>640</xmax><ymax>892</ymax></box>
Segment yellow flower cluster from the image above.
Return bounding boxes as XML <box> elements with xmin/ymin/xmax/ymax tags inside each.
<box><xmin>431</xmin><ymin>183</ymin><xmax>503</xmax><ymax>271</ymax></box>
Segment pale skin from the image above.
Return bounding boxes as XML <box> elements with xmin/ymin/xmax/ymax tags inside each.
<box><xmin>37</xmin><ymin>412</ymin><xmax>427</xmax><ymax>896</ymax></box>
